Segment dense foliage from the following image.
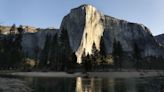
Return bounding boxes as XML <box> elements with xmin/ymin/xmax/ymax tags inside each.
<box><xmin>0</xmin><ymin>24</ymin><xmax>24</xmax><ymax>70</ymax></box>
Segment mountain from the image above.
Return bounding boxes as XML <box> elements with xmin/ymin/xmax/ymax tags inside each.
<box><xmin>61</xmin><ymin>4</ymin><xmax>164</xmax><ymax>63</ymax></box>
<box><xmin>0</xmin><ymin>26</ymin><xmax>59</xmax><ymax>58</ymax></box>
<box><xmin>155</xmin><ymin>34</ymin><xmax>164</xmax><ymax>46</ymax></box>
<box><xmin>0</xmin><ymin>4</ymin><xmax>164</xmax><ymax>64</ymax></box>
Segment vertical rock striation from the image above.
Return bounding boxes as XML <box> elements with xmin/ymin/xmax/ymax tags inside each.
<box><xmin>60</xmin><ymin>5</ymin><xmax>104</xmax><ymax>63</ymax></box>
<box><xmin>0</xmin><ymin>4</ymin><xmax>164</xmax><ymax>63</ymax></box>
<box><xmin>21</xmin><ymin>28</ymin><xmax>59</xmax><ymax>58</ymax></box>
<box><xmin>103</xmin><ymin>15</ymin><xmax>164</xmax><ymax>57</ymax></box>
<box><xmin>60</xmin><ymin>4</ymin><xmax>164</xmax><ymax>63</ymax></box>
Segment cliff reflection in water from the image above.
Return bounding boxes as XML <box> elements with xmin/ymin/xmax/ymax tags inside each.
<box><xmin>76</xmin><ymin>77</ymin><xmax>102</xmax><ymax>92</ymax></box>
<box><xmin>22</xmin><ymin>77</ymin><xmax>164</xmax><ymax>92</ymax></box>
<box><xmin>76</xmin><ymin>77</ymin><xmax>137</xmax><ymax>92</ymax></box>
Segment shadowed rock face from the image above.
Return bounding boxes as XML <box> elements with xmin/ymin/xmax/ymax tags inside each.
<box><xmin>21</xmin><ymin>28</ymin><xmax>59</xmax><ymax>58</ymax></box>
<box><xmin>0</xmin><ymin>4</ymin><xmax>164</xmax><ymax>63</ymax></box>
<box><xmin>0</xmin><ymin>26</ymin><xmax>59</xmax><ymax>59</ymax></box>
<box><xmin>155</xmin><ymin>34</ymin><xmax>164</xmax><ymax>46</ymax></box>
<box><xmin>60</xmin><ymin>4</ymin><xmax>104</xmax><ymax>63</ymax></box>
<box><xmin>103</xmin><ymin>15</ymin><xmax>164</xmax><ymax>57</ymax></box>
<box><xmin>61</xmin><ymin>4</ymin><xmax>164</xmax><ymax>63</ymax></box>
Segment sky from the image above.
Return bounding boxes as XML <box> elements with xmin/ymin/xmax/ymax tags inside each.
<box><xmin>0</xmin><ymin>0</ymin><xmax>163</xmax><ymax>35</ymax></box>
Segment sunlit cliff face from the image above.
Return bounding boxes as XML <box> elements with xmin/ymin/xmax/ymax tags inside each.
<box><xmin>61</xmin><ymin>5</ymin><xmax>104</xmax><ymax>63</ymax></box>
<box><xmin>76</xmin><ymin>5</ymin><xmax>104</xmax><ymax>63</ymax></box>
<box><xmin>61</xmin><ymin>4</ymin><xmax>164</xmax><ymax>63</ymax></box>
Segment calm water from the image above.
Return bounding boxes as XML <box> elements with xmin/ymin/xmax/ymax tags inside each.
<box><xmin>1</xmin><ymin>75</ymin><xmax>164</xmax><ymax>92</ymax></box>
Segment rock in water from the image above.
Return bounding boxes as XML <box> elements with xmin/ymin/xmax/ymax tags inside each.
<box><xmin>60</xmin><ymin>4</ymin><xmax>164</xmax><ymax>63</ymax></box>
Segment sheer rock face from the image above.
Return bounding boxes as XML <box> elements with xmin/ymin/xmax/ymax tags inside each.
<box><xmin>61</xmin><ymin>4</ymin><xmax>164</xmax><ymax>63</ymax></box>
<box><xmin>103</xmin><ymin>15</ymin><xmax>164</xmax><ymax>57</ymax></box>
<box><xmin>155</xmin><ymin>34</ymin><xmax>164</xmax><ymax>46</ymax></box>
<box><xmin>60</xmin><ymin>5</ymin><xmax>104</xmax><ymax>63</ymax></box>
<box><xmin>1</xmin><ymin>5</ymin><xmax>164</xmax><ymax>63</ymax></box>
<box><xmin>21</xmin><ymin>29</ymin><xmax>59</xmax><ymax>58</ymax></box>
<box><xmin>0</xmin><ymin>25</ymin><xmax>59</xmax><ymax>58</ymax></box>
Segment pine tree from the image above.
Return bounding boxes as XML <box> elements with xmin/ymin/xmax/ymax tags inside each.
<box><xmin>82</xmin><ymin>49</ymin><xmax>86</xmax><ymax>63</ymax></box>
<box><xmin>17</xmin><ymin>25</ymin><xmax>24</xmax><ymax>34</ymax></box>
<box><xmin>49</xmin><ymin>34</ymin><xmax>59</xmax><ymax>70</ymax></box>
<box><xmin>100</xmin><ymin>36</ymin><xmax>106</xmax><ymax>56</ymax></box>
<box><xmin>67</xmin><ymin>52</ymin><xmax>77</xmax><ymax>72</ymax></box>
<box><xmin>0</xmin><ymin>24</ymin><xmax>24</xmax><ymax>69</ymax></box>
<box><xmin>91</xmin><ymin>42</ymin><xmax>99</xmax><ymax>70</ymax></box>
<box><xmin>99</xmin><ymin>36</ymin><xmax>107</xmax><ymax>70</ymax></box>
<box><xmin>117</xmin><ymin>41</ymin><xmax>123</xmax><ymax>70</ymax></box>
<box><xmin>59</xmin><ymin>29</ymin><xmax>73</xmax><ymax>71</ymax></box>
<box><xmin>112</xmin><ymin>39</ymin><xmax>123</xmax><ymax>70</ymax></box>
<box><xmin>84</xmin><ymin>54</ymin><xmax>92</xmax><ymax>72</ymax></box>
<box><xmin>112</xmin><ymin>39</ymin><xmax>118</xmax><ymax>69</ymax></box>
<box><xmin>39</xmin><ymin>35</ymin><xmax>51</xmax><ymax>68</ymax></box>
<box><xmin>10</xmin><ymin>24</ymin><xmax>16</xmax><ymax>35</ymax></box>
<box><xmin>14</xmin><ymin>25</ymin><xmax>24</xmax><ymax>68</ymax></box>
<box><xmin>0</xmin><ymin>40</ymin><xmax>4</xmax><ymax>68</ymax></box>
<box><xmin>71</xmin><ymin>52</ymin><xmax>77</xmax><ymax>66</ymax></box>
<box><xmin>133</xmin><ymin>42</ymin><xmax>141</xmax><ymax>70</ymax></box>
<box><xmin>81</xmin><ymin>49</ymin><xmax>92</xmax><ymax>72</ymax></box>
<box><xmin>92</xmin><ymin>42</ymin><xmax>99</xmax><ymax>56</ymax></box>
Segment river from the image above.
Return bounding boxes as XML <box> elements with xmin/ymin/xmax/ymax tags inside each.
<box><xmin>0</xmin><ymin>74</ymin><xmax>164</xmax><ymax>92</ymax></box>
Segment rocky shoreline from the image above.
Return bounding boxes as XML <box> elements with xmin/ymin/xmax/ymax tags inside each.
<box><xmin>2</xmin><ymin>70</ymin><xmax>164</xmax><ymax>78</ymax></box>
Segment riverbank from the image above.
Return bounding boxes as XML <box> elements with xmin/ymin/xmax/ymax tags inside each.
<box><xmin>1</xmin><ymin>70</ymin><xmax>164</xmax><ymax>78</ymax></box>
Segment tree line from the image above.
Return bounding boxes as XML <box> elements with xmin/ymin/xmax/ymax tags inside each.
<box><xmin>38</xmin><ymin>28</ymin><xmax>77</xmax><ymax>72</ymax></box>
<box><xmin>0</xmin><ymin>24</ymin><xmax>24</xmax><ymax>70</ymax></box>
<box><xmin>0</xmin><ymin>25</ymin><xmax>163</xmax><ymax>71</ymax></box>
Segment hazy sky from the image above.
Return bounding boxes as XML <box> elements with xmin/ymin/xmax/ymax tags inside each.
<box><xmin>0</xmin><ymin>0</ymin><xmax>163</xmax><ymax>35</ymax></box>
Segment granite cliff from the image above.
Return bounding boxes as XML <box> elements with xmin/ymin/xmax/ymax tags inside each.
<box><xmin>155</xmin><ymin>34</ymin><xmax>164</xmax><ymax>46</ymax></box>
<box><xmin>61</xmin><ymin>4</ymin><xmax>164</xmax><ymax>63</ymax></box>
<box><xmin>0</xmin><ymin>26</ymin><xmax>59</xmax><ymax>59</ymax></box>
<box><xmin>21</xmin><ymin>28</ymin><xmax>59</xmax><ymax>58</ymax></box>
<box><xmin>60</xmin><ymin>5</ymin><xmax>104</xmax><ymax>63</ymax></box>
<box><xmin>0</xmin><ymin>4</ymin><xmax>163</xmax><ymax>63</ymax></box>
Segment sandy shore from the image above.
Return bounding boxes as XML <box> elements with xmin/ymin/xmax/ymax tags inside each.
<box><xmin>4</xmin><ymin>70</ymin><xmax>164</xmax><ymax>78</ymax></box>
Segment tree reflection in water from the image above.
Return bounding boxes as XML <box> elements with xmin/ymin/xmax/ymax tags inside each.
<box><xmin>22</xmin><ymin>77</ymin><xmax>164</xmax><ymax>92</ymax></box>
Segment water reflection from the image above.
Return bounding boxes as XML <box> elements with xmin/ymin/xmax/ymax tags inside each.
<box><xmin>76</xmin><ymin>77</ymin><xmax>139</xmax><ymax>92</ymax></box>
<box><xmin>17</xmin><ymin>76</ymin><xmax>164</xmax><ymax>92</ymax></box>
<box><xmin>76</xmin><ymin>77</ymin><xmax>102</xmax><ymax>92</ymax></box>
<box><xmin>24</xmin><ymin>77</ymin><xmax>76</xmax><ymax>92</ymax></box>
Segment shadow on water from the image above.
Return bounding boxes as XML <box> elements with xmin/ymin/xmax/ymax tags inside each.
<box><xmin>1</xmin><ymin>74</ymin><xmax>164</xmax><ymax>92</ymax></box>
<box><xmin>23</xmin><ymin>77</ymin><xmax>164</xmax><ymax>92</ymax></box>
